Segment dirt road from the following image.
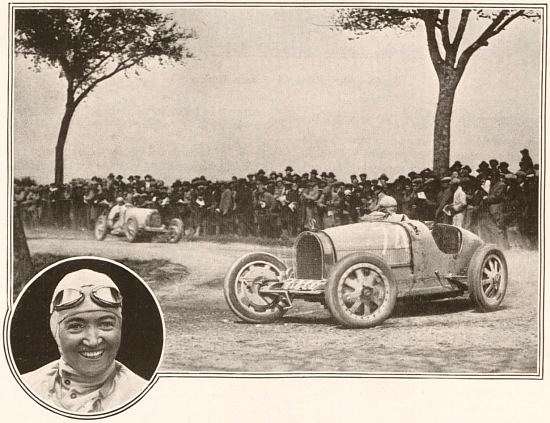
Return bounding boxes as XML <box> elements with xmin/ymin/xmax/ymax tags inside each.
<box><xmin>27</xmin><ymin>231</ymin><xmax>540</xmax><ymax>374</ymax></box>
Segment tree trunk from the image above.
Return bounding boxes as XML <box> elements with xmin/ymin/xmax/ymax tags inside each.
<box><xmin>54</xmin><ymin>105</ymin><xmax>75</xmax><ymax>185</ymax></box>
<box><xmin>432</xmin><ymin>76</ymin><xmax>459</xmax><ymax>177</ymax></box>
<box><xmin>13</xmin><ymin>205</ymin><xmax>33</xmax><ymax>300</ymax></box>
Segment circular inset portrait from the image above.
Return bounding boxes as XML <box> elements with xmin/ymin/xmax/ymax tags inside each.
<box><xmin>8</xmin><ymin>256</ymin><xmax>165</xmax><ymax>417</ymax></box>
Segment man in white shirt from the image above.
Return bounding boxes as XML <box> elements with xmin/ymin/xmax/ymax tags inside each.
<box><xmin>450</xmin><ymin>178</ymin><xmax>468</xmax><ymax>227</ymax></box>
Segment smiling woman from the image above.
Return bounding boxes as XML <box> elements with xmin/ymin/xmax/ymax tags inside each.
<box><xmin>9</xmin><ymin>258</ymin><xmax>164</xmax><ymax>417</ymax></box>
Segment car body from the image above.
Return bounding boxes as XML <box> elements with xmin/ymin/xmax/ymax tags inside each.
<box><xmin>223</xmin><ymin>219</ymin><xmax>508</xmax><ymax>328</ymax></box>
<box><xmin>94</xmin><ymin>206</ymin><xmax>183</xmax><ymax>243</ymax></box>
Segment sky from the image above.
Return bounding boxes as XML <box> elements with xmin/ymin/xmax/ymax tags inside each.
<box><xmin>13</xmin><ymin>7</ymin><xmax>543</xmax><ymax>184</ymax></box>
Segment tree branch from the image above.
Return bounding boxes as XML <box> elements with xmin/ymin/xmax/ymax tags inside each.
<box><xmin>73</xmin><ymin>52</ymin><xmax>149</xmax><ymax>107</ymax></box>
<box><xmin>422</xmin><ymin>12</ymin><xmax>444</xmax><ymax>77</ymax></box>
<box><xmin>73</xmin><ymin>50</ymin><xmax>117</xmax><ymax>93</ymax></box>
<box><xmin>489</xmin><ymin>10</ymin><xmax>524</xmax><ymax>39</ymax></box>
<box><xmin>440</xmin><ymin>10</ymin><xmax>452</xmax><ymax>52</ymax></box>
<box><xmin>452</xmin><ymin>9</ymin><xmax>470</xmax><ymax>49</ymax></box>
<box><xmin>455</xmin><ymin>10</ymin><xmax>508</xmax><ymax>72</ymax></box>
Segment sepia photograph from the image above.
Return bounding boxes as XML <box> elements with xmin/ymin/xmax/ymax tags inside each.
<box><xmin>8</xmin><ymin>256</ymin><xmax>164</xmax><ymax>417</ymax></box>
<box><xmin>5</xmin><ymin>2</ymin><xmax>545</xmax><ymax>412</ymax></box>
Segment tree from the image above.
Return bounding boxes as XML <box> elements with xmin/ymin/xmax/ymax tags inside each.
<box><xmin>15</xmin><ymin>9</ymin><xmax>196</xmax><ymax>184</ymax></box>
<box><xmin>335</xmin><ymin>8</ymin><xmax>539</xmax><ymax>175</ymax></box>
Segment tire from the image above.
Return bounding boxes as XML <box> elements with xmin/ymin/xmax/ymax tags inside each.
<box><xmin>124</xmin><ymin>218</ymin><xmax>139</xmax><ymax>243</ymax></box>
<box><xmin>324</xmin><ymin>253</ymin><xmax>397</xmax><ymax>328</ymax></box>
<box><xmin>94</xmin><ymin>216</ymin><xmax>108</xmax><ymax>241</ymax></box>
<box><xmin>468</xmin><ymin>245</ymin><xmax>508</xmax><ymax>312</ymax></box>
<box><xmin>223</xmin><ymin>252</ymin><xmax>287</xmax><ymax>323</ymax></box>
<box><xmin>168</xmin><ymin>218</ymin><xmax>184</xmax><ymax>243</ymax></box>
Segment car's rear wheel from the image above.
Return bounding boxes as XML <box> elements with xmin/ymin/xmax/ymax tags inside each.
<box><xmin>124</xmin><ymin>218</ymin><xmax>139</xmax><ymax>243</ymax></box>
<box><xmin>224</xmin><ymin>252</ymin><xmax>287</xmax><ymax>323</ymax></box>
<box><xmin>94</xmin><ymin>215</ymin><xmax>108</xmax><ymax>241</ymax></box>
<box><xmin>325</xmin><ymin>253</ymin><xmax>397</xmax><ymax>328</ymax></box>
<box><xmin>468</xmin><ymin>245</ymin><xmax>508</xmax><ymax>312</ymax></box>
<box><xmin>168</xmin><ymin>218</ymin><xmax>184</xmax><ymax>243</ymax></box>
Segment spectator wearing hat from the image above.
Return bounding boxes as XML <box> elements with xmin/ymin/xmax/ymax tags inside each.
<box><xmin>143</xmin><ymin>175</ymin><xmax>154</xmax><ymax>192</ymax></box>
<box><xmin>409</xmin><ymin>178</ymin><xmax>430</xmax><ymax>221</ymax></box>
<box><xmin>83</xmin><ymin>184</ymin><xmax>98</xmax><ymax>231</ymax></box>
<box><xmin>448</xmin><ymin>178</ymin><xmax>468</xmax><ymax>228</ymax></box>
<box><xmin>479</xmin><ymin>171</ymin><xmax>507</xmax><ymax>249</ymax></box>
<box><xmin>503</xmin><ymin>174</ymin><xmax>524</xmax><ymax>249</ymax></box>
<box><xmin>301</xmin><ymin>179</ymin><xmax>321</xmax><ymax>230</ymax></box>
<box><xmin>234</xmin><ymin>179</ymin><xmax>255</xmax><ymax>237</ymax></box>
<box><xmin>435</xmin><ymin>176</ymin><xmax>453</xmax><ymax>224</ymax></box>
<box><xmin>256</xmin><ymin>182</ymin><xmax>276</xmax><ymax>238</ymax></box>
<box><xmin>522</xmin><ymin>169</ymin><xmax>538</xmax><ymax>248</ymax></box>
<box><xmin>378</xmin><ymin>173</ymin><xmax>390</xmax><ymax>194</ymax></box>
<box><xmin>450</xmin><ymin>161</ymin><xmax>462</xmax><ymax>173</ymax></box>
<box><xmin>284</xmin><ymin>181</ymin><xmax>301</xmax><ymax>236</ymax></box>
<box><xmin>317</xmin><ymin>180</ymin><xmax>341</xmax><ymax>229</ymax></box>
<box><xmin>519</xmin><ymin>148</ymin><xmax>534</xmax><ymax>172</ymax></box>
<box><xmin>284</xmin><ymin>166</ymin><xmax>293</xmax><ymax>182</ymax></box>
<box><xmin>399</xmin><ymin>180</ymin><xmax>415</xmax><ymax>217</ymax></box>
<box><xmin>476</xmin><ymin>161</ymin><xmax>490</xmax><ymax>178</ymax></box>
<box><xmin>489</xmin><ymin>159</ymin><xmax>499</xmax><ymax>174</ymax></box>
<box><xmin>338</xmin><ymin>188</ymin><xmax>357</xmax><ymax>225</ymax></box>
<box><xmin>207</xmin><ymin>183</ymin><xmax>222</xmax><ymax>235</ymax></box>
<box><xmin>459</xmin><ymin>165</ymin><xmax>476</xmax><ymax>183</ymax></box>
<box><xmin>498</xmin><ymin>162</ymin><xmax>511</xmax><ymax>175</ymax></box>
<box><xmin>190</xmin><ymin>185</ymin><xmax>207</xmax><ymax>237</ymax></box>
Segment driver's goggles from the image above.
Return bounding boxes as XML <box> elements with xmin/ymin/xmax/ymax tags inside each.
<box><xmin>50</xmin><ymin>286</ymin><xmax>123</xmax><ymax>314</ymax></box>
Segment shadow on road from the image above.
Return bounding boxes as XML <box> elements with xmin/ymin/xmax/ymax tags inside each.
<box><xmin>393</xmin><ymin>297</ymin><xmax>473</xmax><ymax>318</ymax></box>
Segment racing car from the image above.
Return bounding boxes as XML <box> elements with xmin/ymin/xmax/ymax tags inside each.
<box><xmin>94</xmin><ymin>206</ymin><xmax>184</xmax><ymax>243</ymax></box>
<box><xmin>223</xmin><ymin>220</ymin><xmax>508</xmax><ymax>328</ymax></box>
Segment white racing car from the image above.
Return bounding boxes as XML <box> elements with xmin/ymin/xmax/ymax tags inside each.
<box><xmin>94</xmin><ymin>206</ymin><xmax>183</xmax><ymax>243</ymax></box>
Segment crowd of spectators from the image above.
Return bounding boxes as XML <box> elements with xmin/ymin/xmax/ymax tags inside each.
<box><xmin>14</xmin><ymin>148</ymin><xmax>539</xmax><ymax>249</ymax></box>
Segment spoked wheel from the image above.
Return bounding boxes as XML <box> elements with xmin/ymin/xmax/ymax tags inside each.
<box><xmin>94</xmin><ymin>216</ymin><xmax>108</xmax><ymax>241</ymax></box>
<box><xmin>124</xmin><ymin>218</ymin><xmax>139</xmax><ymax>243</ymax></box>
<box><xmin>468</xmin><ymin>245</ymin><xmax>508</xmax><ymax>312</ymax></box>
<box><xmin>167</xmin><ymin>218</ymin><xmax>184</xmax><ymax>243</ymax></box>
<box><xmin>223</xmin><ymin>252</ymin><xmax>288</xmax><ymax>323</ymax></box>
<box><xmin>325</xmin><ymin>253</ymin><xmax>397</xmax><ymax>328</ymax></box>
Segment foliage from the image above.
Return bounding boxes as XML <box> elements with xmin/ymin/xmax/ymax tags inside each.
<box><xmin>335</xmin><ymin>8</ymin><xmax>540</xmax><ymax>174</ymax></box>
<box><xmin>15</xmin><ymin>9</ymin><xmax>196</xmax><ymax>107</ymax></box>
<box><xmin>335</xmin><ymin>8</ymin><xmax>540</xmax><ymax>77</ymax></box>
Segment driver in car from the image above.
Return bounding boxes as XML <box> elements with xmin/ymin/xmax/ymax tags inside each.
<box><xmin>107</xmin><ymin>197</ymin><xmax>127</xmax><ymax>235</ymax></box>
<box><xmin>361</xmin><ymin>196</ymin><xmax>407</xmax><ymax>222</ymax></box>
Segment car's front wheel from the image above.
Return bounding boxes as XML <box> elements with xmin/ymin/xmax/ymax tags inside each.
<box><xmin>124</xmin><ymin>218</ymin><xmax>139</xmax><ymax>243</ymax></box>
<box><xmin>223</xmin><ymin>252</ymin><xmax>288</xmax><ymax>323</ymax></box>
<box><xmin>468</xmin><ymin>245</ymin><xmax>508</xmax><ymax>312</ymax></box>
<box><xmin>325</xmin><ymin>253</ymin><xmax>397</xmax><ymax>328</ymax></box>
<box><xmin>94</xmin><ymin>215</ymin><xmax>108</xmax><ymax>241</ymax></box>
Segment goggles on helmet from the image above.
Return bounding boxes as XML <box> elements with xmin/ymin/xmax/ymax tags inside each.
<box><xmin>50</xmin><ymin>286</ymin><xmax>123</xmax><ymax>314</ymax></box>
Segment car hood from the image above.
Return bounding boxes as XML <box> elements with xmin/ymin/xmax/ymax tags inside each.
<box><xmin>322</xmin><ymin>221</ymin><xmax>410</xmax><ymax>259</ymax></box>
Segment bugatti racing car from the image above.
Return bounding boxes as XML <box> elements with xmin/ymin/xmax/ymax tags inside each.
<box><xmin>94</xmin><ymin>206</ymin><xmax>183</xmax><ymax>243</ymax></box>
<box><xmin>223</xmin><ymin>220</ymin><xmax>508</xmax><ymax>328</ymax></box>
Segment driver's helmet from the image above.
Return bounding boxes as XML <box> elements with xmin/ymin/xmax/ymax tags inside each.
<box><xmin>379</xmin><ymin>195</ymin><xmax>397</xmax><ymax>210</ymax></box>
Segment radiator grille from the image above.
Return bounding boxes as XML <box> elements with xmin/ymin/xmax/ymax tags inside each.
<box><xmin>149</xmin><ymin>212</ymin><xmax>162</xmax><ymax>227</ymax></box>
<box><xmin>296</xmin><ymin>233</ymin><xmax>323</xmax><ymax>279</ymax></box>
